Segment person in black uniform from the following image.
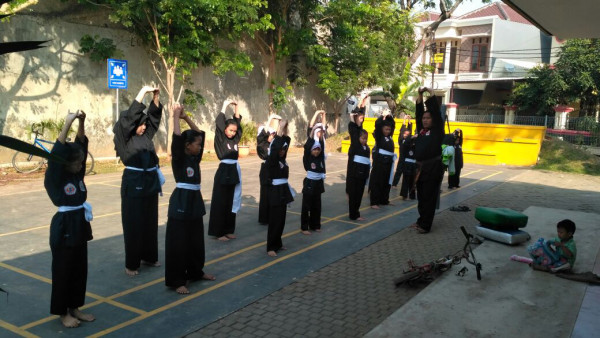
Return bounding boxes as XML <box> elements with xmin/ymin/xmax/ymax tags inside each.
<box><xmin>266</xmin><ymin>121</ymin><xmax>294</xmax><ymax>257</ymax></box>
<box><xmin>392</xmin><ymin>115</ymin><xmax>411</xmax><ymax>188</ymax></box>
<box><xmin>410</xmin><ymin>87</ymin><xmax>444</xmax><ymax>234</ymax></box>
<box><xmin>398</xmin><ymin>117</ymin><xmax>417</xmax><ymax>200</ymax></box>
<box><xmin>369</xmin><ymin>108</ymin><xmax>396</xmax><ymax>209</ymax></box>
<box><xmin>114</xmin><ymin>86</ymin><xmax>164</xmax><ymax>276</ymax></box>
<box><xmin>346</xmin><ymin>96</ymin><xmax>371</xmax><ymax>221</ymax></box>
<box><xmin>300</xmin><ymin>127</ymin><xmax>326</xmax><ymax>235</ymax></box>
<box><xmin>44</xmin><ymin>110</ymin><xmax>95</xmax><ymax>328</ymax></box>
<box><xmin>208</xmin><ymin>99</ymin><xmax>242</xmax><ymax>241</ymax></box>
<box><xmin>448</xmin><ymin>128</ymin><xmax>463</xmax><ymax>189</ymax></box>
<box><xmin>256</xmin><ymin>114</ymin><xmax>281</xmax><ymax>225</ymax></box>
<box><xmin>165</xmin><ymin>104</ymin><xmax>216</xmax><ymax>294</ymax></box>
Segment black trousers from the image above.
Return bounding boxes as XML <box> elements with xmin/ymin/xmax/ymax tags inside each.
<box><xmin>347</xmin><ymin>176</ymin><xmax>367</xmax><ymax>220</ymax></box>
<box><xmin>267</xmin><ymin>205</ymin><xmax>287</xmax><ymax>252</ymax></box>
<box><xmin>369</xmin><ymin>163</ymin><xmax>392</xmax><ymax>206</ymax></box>
<box><xmin>258</xmin><ymin>163</ymin><xmax>269</xmax><ymax>224</ymax></box>
<box><xmin>301</xmin><ymin>193</ymin><xmax>322</xmax><ymax>230</ymax></box>
<box><xmin>165</xmin><ymin>218</ymin><xmax>206</xmax><ymax>288</ymax></box>
<box><xmin>50</xmin><ymin>244</ymin><xmax>87</xmax><ymax>315</ymax></box>
<box><xmin>448</xmin><ymin>167</ymin><xmax>462</xmax><ymax>188</ymax></box>
<box><xmin>208</xmin><ymin>184</ymin><xmax>236</xmax><ymax>237</ymax></box>
<box><xmin>122</xmin><ymin>194</ymin><xmax>159</xmax><ymax>270</ymax></box>
<box><xmin>400</xmin><ymin>173</ymin><xmax>416</xmax><ymax>199</ymax></box>
<box><xmin>416</xmin><ymin>178</ymin><xmax>441</xmax><ymax>232</ymax></box>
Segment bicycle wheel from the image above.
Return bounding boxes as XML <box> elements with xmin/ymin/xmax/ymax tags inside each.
<box><xmin>12</xmin><ymin>151</ymin><xmax>44</xmax><ymax>173</ymax></box>
<box><xmin>85</xmin><ymin>152</ymin><xmax>95</xmax><ymax>175</ymax></box>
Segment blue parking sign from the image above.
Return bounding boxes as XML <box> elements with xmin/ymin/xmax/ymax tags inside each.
<box><xmin>108</xmin><ymin>59</ymin><xmax>128</xmax><ymax>89</ymax></box>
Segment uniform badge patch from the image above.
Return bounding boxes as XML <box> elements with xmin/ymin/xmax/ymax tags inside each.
<box><xmin>279</xmin><ymin>161</ymin><xmax>285</xmax><ymax>168</ymax></box>
<box><xmin>234</xmin><ymin>144</ymin><xmax>238</xmax><ymax>151</ymax></box>
<box><xmin>186</xmin><ymin>167</ymin><xmax>194</xmax><ymax>177</ymax></box>
<box><xmin>79</xmin><ymin>181</ymin><xmax>86</xmax><ymax>192</ymax></box>
<box><xmin>64</xmin><ymin>183</ymin><xmax>77</xmax><ymax>196</ymax></box>
<box><xmin>311</xmin><ymin>163</ymin><xmax>316</xmax><ymax>170</ymax></box>
<box><xmin>409</xmin><ymin>150</ymin><xmax>414</xmax><ymax>156</ymax></box>
<box><xmin>227</xmin><ymin>143</ymin><xmax>231</xmax><ymax>150</ymax></box>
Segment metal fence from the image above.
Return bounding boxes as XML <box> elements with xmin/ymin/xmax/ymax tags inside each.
<box><xmin>455</xmin><ymin>115</ymin><xmax>600</xmax><ymax>146</ymax></box>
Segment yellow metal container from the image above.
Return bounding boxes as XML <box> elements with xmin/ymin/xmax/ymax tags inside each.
<box><xmin>341</xmin><ymin>119</ymin><xmax>546</xmax><ymax>166</ymax></box>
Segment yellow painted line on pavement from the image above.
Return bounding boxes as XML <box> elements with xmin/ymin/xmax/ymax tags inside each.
<box><xmin>0</xmin><ymin>319</ymin><xmax>38</xmax><ymax>338</ymax></box>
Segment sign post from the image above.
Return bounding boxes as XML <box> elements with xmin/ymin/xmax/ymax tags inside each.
<box><xmin>107</xmin><ymin>59</ymin><xmax>128</xmax><ymax>120</ymax></box>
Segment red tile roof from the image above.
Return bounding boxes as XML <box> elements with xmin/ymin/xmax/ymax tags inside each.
<box><xmin>458</xmin><ymin>2</ymin><xmax>532</xmax><ymax>25</ymax></box>
<box><xmin>418</xmin><ymin>11</ymin><xmax>441</xmax><ymax>22</ymax></box>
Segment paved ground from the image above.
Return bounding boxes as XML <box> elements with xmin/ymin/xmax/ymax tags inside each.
<box><xmin>188</xmin><ymin>168</ymin><xmax>600</xmax><ymax>338</ymax></box>
<box><xmin>0</xmin><ymin>152</ymin><xmax>598</xmax><ymax>337</ymax></box>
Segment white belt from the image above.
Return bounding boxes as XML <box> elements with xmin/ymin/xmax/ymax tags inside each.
<box><xmin>378</xmin><ymin>148</ymin><xmax>398</xmax><ymax>185</ymax></box>
<box><xmin>125</xmin><ymin>165</ymin><xmax>166</xmax><ymax>186</ymax></box>
<box><xmin>221</xmin><ymin>159</ymin><xmax>242</xmax><ymax>213</ymax></box>
<box><xmin>58</xmin><ymin>202</ymin><xmax>93</xmax><ymax>222</ymax></box>
<box><xmin>353</xmin><ymin>155</ymin><xmax>371</xmax><ymax>166</ymax></box>
<box><xmin>306</xmin><ymin>171</ymin><xmax>326</xmax><ymax>180</ymax></box>
<box><xmin>271</xmin><ymin>178</ymin><xmax>296</xmax><ymax>199</ymax></box>
<box><xmin>405</xmin><ymin>158</ymin><xmax>416</xmax><ymax>163</ymax></box>
<box><xmin>175</xmin><ymin>182</ymin><xmax>201</xmax><ymax>191</ymax></box>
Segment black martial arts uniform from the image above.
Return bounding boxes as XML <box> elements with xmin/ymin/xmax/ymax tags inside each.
<box><xmin>392</xmin><ymin>122</ymin><xmax>413</xmax><ymax>187</ymax></box>
<box><xmin>114</xmin><ymin>100</ymin><xmax>162</xmax><ymax>271</ymax></box>
<box><xmin>208</xmin><ymin>112</ymin><xmax>242</xmax><ymax>238</ymax></box>
<box><xmin>256</xmin><ymin>127</ymin><xmax>272</xmax><ymax>225</ymax></box>
<box><xmin>165</xmin><ymin>132</ymin><xmax>207</xmax><ymax>288</ymax></box>
<box><xmin>266</xmin><ymin>136</ymin><xmax>294</xmax><ymax>253</ymax></box>
<box><xmin>44</xmin><ymin>137</ymin><xmax>92</xmax><ymax>315</ymax></box>
<box><xmin>369</xmin><ymin>115</ymin><xmax>396</xmax><ymax>206</ymax></box>
<box><xmin>346</xmin><ymin>121</ymin><xmax>371</xmax><ymax>220</ymax></box>
<box><xmin>301</xmin><ymin>138</ymin><xmax>326</xmax><ymax>231</ymax></box>
<box><xmin>448</xmin><ymin>132</ymin><xmax>463</xmax><ymax>189</ymax></box>
<box><xmin>399</xmin><ymin>125</ymin><xmax>417</xmax><ymax>200</ymax></box>
<box><xmin>414</xmin><ymin>96</ymin><xmax>444</xmax><ymax>233</ymax></box>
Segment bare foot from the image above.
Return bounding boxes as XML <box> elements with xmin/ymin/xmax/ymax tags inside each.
<box><xmin>141</xmin><ymin>260</ymin><xmax>161</xmax><ymax>267</ymax></box>
<box><xmin>125</xmin><ymin>268</ymin><xmax>139</xmax><ymax>276</ymax></box>
<box><xmin>60</xmin><ymin>313</ymin><xmax>80</xmax><ymax>328</ymax></box>
<box><xmin>176</xmin><ymin>285</ymin><xmax>190</xmax><ymax>294</ymax></box>
<box><xmin>202</xmin><ymin>273</ymin><xmax>216</xmax><ymax>281</ymax></box>
<box><xmin>225</xmin><ymin>234</ymin><xmax>236</xmax><ymax>239</ymax></box>
<box><xmin>70</xmin><ymin>308</ymin><xmax>95</xmax><ymax>322</ymax></box>
<box><xmin>357</xmin><ymin>217</ymin><xmax>366</xmax><ymax>221</ymax></box>
<box><xmin>280</xmin><ymin>246</ymin><xmax>288</xmax><ymax>251</ymax></box>
<box><xmin>267</xmin><ymin>251</ymin><xmax>277</xmax><ymax>257</ymax></box>
<box><xmin>217</xmin><ymin>236</ymin><xmax>230</xmax><ymax>241</ymax></box>
<box><xmin>371</xmin><ymin>205</ymin><xmax>381</xmax><ymax>210</ymax></box>
<box><xmin>315</xmin><ymin>229</ymin><xmax>321</xmax><ymax>232</ymax></box>
<box><xmin>387</xmin><ymin>202</ymin><xmax>395</xmax><ymax>206</ymax></box>
<box><xmin>301</xmin><ymin>230</ymin><xmax>312</xmax><ymax>235</ymax></box>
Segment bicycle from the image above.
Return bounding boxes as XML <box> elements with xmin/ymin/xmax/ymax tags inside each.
<box><xmin>394</xmin><ymin>226</ymin><xmax>482</xmax><ymax>286</ymax></box>
<box><xmin>11</xmin><ymin>122</ymin><xmax>95</xmax><ymax>175</ymax></box>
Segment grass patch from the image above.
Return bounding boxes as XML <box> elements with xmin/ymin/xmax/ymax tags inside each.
<box><xmin>534</xmin><ymin>138</ymin><xmax>600</xmax><ymax>176</ymax></box>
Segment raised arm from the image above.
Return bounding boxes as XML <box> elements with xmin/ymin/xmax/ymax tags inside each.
<box><xmin>57</xmin><ymin>111</ymin><xmax>79</xmax><ymax>145</ymax></box>
<box><xmin>145</xmin><ymin>89</ymin><xmax>163</xmax><ymax>139</ymax></box>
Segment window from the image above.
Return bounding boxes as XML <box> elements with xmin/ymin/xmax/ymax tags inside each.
<box><xmin>471</xmin><ymin>38</ymin><xmax>489</xmax><ymax>72</ymax></box>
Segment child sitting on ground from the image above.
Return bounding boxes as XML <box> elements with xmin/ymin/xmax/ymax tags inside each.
<box><xmin>528</xmin><ymin>219</ymin><xmax>577</xmax><ymax>272</ymax></box>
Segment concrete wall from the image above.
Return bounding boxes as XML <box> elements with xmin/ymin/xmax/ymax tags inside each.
<box><xmin>0</xmin><ymin>3</ymin><xmax>337</xmax><ymax>163</ymax></box>
<box><xmin>489</xmin><ymin>19</ymin><xmax>545</xmax><ymax>78</ymax></box>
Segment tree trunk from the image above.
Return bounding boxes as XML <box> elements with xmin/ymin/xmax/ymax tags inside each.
<box><xmin>165</xmin><ymin>68</ymin><xmax>175</xmax><ymax>157</ymax></box>
<box><xmin>268</xmin><ymin>52</ymin><xmax>276</xmax><ymax>115</ymax></box>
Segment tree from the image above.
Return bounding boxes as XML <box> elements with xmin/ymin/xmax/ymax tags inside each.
<box><xmin>82</xmin><ymin>0</ymin><xmax>272</xmax><ymax>153</ymax></box>
<box><xmin>252</xmin><ymin>0</ymin><xmax>319</xmax><ymax>114</ymax></box>
<box><xmin>511</xmin><ymin>65</ymin><xmax>569</xmax><ymax>116</ymax></box>
<box><xmin>511</xmin><ymin>39</ymin><xmax>600</xmax><ymax>116</ymax></box>
<box><xmin>307</xmin><ymin>0</ymin><xmax>416</xmax><ymax>131</ymax></box>
<box><xmin>554</xmin><ymin>39</ymin><xmax>600</xmax><ymax>116</ymax></box>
